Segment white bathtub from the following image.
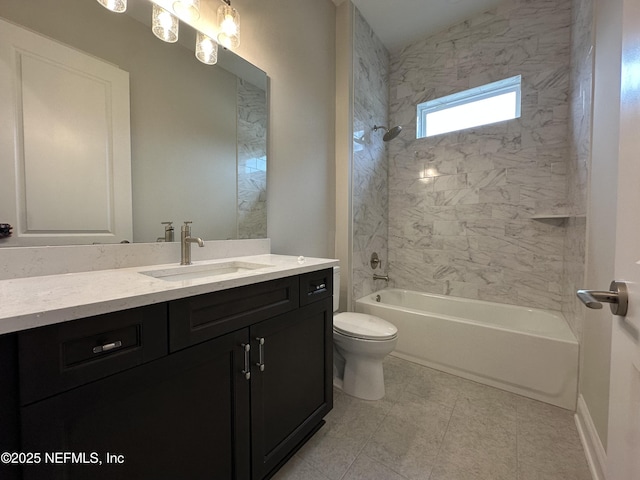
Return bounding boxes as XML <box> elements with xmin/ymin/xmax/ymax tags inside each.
<box><xmin>356</xmin><ymin>289</ymin><xmax>579</xmax><ymax>410</ymax></box>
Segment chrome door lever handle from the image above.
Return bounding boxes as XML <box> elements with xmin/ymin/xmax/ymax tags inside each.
<box><xmin>577</xmin><ymin>281</ymin><xmax>628</xmax><ymax>316</ymax></box>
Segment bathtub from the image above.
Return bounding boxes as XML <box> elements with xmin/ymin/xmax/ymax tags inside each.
<box><xmin>356</xmin><ymin>289</ymin><xmax>579</xmax><ymax>410</ymax></box>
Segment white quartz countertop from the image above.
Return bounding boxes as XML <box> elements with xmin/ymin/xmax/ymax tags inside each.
<box><xmin>0</xmin><ymin>254</ymin><xmax>338</xmax><ymax>335</ymax></box>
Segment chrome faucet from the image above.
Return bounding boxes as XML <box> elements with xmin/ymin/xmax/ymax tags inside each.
<box><xmin>157</xmin><ymin>221</ymin><xmax>174</xmax><ymax>242</ymax></box>
<box><xmin>180</xmin><ymin>221</ymin><xmax>204</xmax><ymax>265</ymax></box>
<box><xmin>373</xmin><ymin>273</ymin><xmax>389</xmax><ymax>282</ymax></box>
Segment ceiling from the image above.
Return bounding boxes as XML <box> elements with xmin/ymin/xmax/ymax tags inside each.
<box><xmin>348</xmin><ymin>0</ymin><xmax>504</xmax><ymax>52</ymax></box>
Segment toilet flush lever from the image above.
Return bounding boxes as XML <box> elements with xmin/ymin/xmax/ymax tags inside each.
<box><xmin>577</xmin><ymin>281</ymin><xmax>628</xmax><ymax>316</ymax></box>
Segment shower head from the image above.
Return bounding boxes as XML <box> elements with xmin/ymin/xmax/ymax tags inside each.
<box><xmin>373</xmin><ymin>124</ymin><xmax>403</xmax><ymax>142</ymax></box>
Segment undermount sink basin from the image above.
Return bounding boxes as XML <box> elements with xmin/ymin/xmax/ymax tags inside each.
<box><xmin>141</xmin><ymin>261</ymin><xmax>273</xmax><ymax>282</ymax></box>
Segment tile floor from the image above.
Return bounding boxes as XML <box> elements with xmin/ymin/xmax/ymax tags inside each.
<box><xmin>273</xmin><ymin>356</ymin><xmax>592</xmax><ymax>480</ymax></box>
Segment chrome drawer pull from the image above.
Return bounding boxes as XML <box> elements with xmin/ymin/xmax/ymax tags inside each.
<box><xmin>241</xmin><ymin>343</ymin><xmax>251</xmax><ymax>380</ymax></box>
<box><xmin>255</xmin><ymin>337</ymin><xmax>265</xmax><ymax>372</ymax></box>
<box><xmin>92</xmin><ymin>340</ymin><xmax>123</xmax><ymax>354</ymax></box>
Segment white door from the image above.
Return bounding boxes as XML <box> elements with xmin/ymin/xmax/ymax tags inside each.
<box><xmin>0</xmin><ymin>18</ymin><xmax>132</xmax><ymax>246</ymax></box>
<box><xmin>601</xmin><ymin>0</ymin><xmax>640</xmax><ymax>478</ymax></box>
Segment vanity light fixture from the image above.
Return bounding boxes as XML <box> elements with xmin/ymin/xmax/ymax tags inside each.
<box><xmin>152</xmin><ymin>4</ymin><xmax>179</xmax><ymax>43</ymax></box>
<box><xmin>172</xmin><ymin>0</ymin><xmax>200</xmax><ymax>21</ymax></box>
<box><xmin>196</xmin><ymin>32</ymin><xmax>219</xmax><ymax>65</ymax></box>
<box><xmin>96</xmin><ymin>0</ymin><xmax>126</xmax><ymax>13</ymax></box>
<box><xmin>217</xmin><ymin>0</ymin><xmax>240</xmax><ymax>49</ymax></box>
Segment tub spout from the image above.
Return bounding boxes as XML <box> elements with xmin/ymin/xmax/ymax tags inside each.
<box><xmin>373</xmin><ymin>274</ymin><xmax>389</xmax><ymax>282</ymax></box>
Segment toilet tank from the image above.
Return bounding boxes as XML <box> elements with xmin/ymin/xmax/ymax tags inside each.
<box><xmin>333</xmin><ymin>266</ymin><xmax>340</xmax><ymax>312</ymax></box>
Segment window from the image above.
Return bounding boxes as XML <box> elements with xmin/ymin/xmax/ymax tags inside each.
<box><xmin>416</xmin><ymin>75</ymin><xmax>521</xmax><ymax>138</ymax></box>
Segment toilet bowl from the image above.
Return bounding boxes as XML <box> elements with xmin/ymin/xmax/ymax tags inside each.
<box><xmin>332</xmin><ymin>267</ymin><xmax>397</xmax><ymax>401</ymax></box>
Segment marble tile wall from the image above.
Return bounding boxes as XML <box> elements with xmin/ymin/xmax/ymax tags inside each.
<box><xmin>386</xmin><ymin>0</ymin><xmax>573</xmax><ymax>311</ymax></box>
<box><xmin>351</xmin><ymin>8</ymin><xmax>390</xmax><ymax>304</ymax></box>
<box><xmin>237</xmin><ymin>78</ymin><xmax>268</xmax><ymax>239</ymax></box>
<box><xmin>561</xmin><ymin>0</ymin><xmax>592</xmax><ymax>336</ymax></box>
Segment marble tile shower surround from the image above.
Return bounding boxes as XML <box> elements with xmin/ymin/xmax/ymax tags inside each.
<box><xmin>237</xmin><ymin>78</ymin><xmax>268</xmax><ymax>239</ymax></box>
<box><xmin>561</xmin><ymin>0</ymin><xmax>592</xmax><ymax>337</ymax></box>
<box><xmin>352</xmin><ymin>8</ymin><xmax>390</xmax><ymax>304</ymax></box>
<box><xmin>386</xmin><ymin>0</ymin><xmax>576</xmax><ymax>311</ymax></box>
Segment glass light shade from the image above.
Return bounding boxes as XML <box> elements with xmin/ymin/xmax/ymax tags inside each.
<box><xmin>195</xmin><ymin>32</ymin><xmax>218</xmax><ymax>65</ymax></box>
<box><xmin>152</xmin><ymin>4</ymin><xmax>179</xmax><ymax>43</ymax></box>
<box><xmin>217</xmin><ymin>4</ymin><xmax>240</xmax><ymax>49</ymax></box>
<box><xmin>172</xmin><ymin>0</ymin><xmax>200</xmax><ymax>21</ymax></box>
<box><xmin>97</xmin><ymin>0</ymin><xmax>126</xmax><ymax>13</ymax></box>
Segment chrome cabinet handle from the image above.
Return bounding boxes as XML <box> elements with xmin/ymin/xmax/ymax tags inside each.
<box><xmin>255</xmin><ymin>337</ymin><xmax>265</xmax><ymax>372</ymax></box>
<box><xmin>577</xmin><ymin>281</ymin><xmax>628</xmax><ymax>316</ymax></box>
<box><xmin>241</xmin><ymin>343</ymin><xmax>251</xmax><ymax>380</ymax></box>
<box><xmin>92</xmin><ymin>340</ymin><xmax>122</xmax><ymax>354</ymax></box>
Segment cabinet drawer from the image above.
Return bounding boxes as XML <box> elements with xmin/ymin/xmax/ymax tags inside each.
<box><xmin>18</xmin><ymin>304</ymin><xmax>168</xmax><ymax>405</ymax></box>
<box><xmin>169</xmin><ymin>276</ymin><xmax>299</xmax><ymax>351</ymax></box>
<box><xmin>299</xmin><ymin>268</ymin><xmax>333</xmax><ymax>306</ymax></box>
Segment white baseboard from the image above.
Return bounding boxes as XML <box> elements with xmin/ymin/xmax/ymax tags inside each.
<box><xmin>575</xmin><ymin>394</ymin><xmax>607</xmax><ymax>480</ymax></box>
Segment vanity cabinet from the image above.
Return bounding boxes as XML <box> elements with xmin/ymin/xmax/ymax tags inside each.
<box><xmin>20</xmin><ymin>330</ymin><xmax>250</xmax><ymax>480</ymax></box>
<box><xmin>169</xmin><ymin>269</ymin><xmax>333</xmax><ymax>480</ymax></box>
<box><xmin>13</xmin><ymin>269</ymin><xmax>333</xmax><ymax>480</ymax></box>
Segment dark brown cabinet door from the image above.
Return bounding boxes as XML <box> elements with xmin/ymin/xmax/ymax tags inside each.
<box><xmin>0</xmin><ymin>334</ymin><xmax>20</xmax><ymax>480</ymax></box>
<box><xmin>20</xmin><ymin>330</ymin><xmax>251</xmax><ymax>480</ymax></box>
<box><xmin>249</xmin><ymin>298</ymin><xmax>333</xmax><ymax>480</ymax></box>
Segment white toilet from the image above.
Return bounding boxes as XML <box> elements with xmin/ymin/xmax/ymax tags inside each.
<box><xmin>332</xmin><ymin>266</ymin><xmax>398</xmax><ymax>401</ymax></box>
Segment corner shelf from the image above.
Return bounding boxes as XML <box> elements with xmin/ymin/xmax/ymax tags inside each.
<box><xmin>531</xmin><ymin>214</ymin><xmax>571</xmax><ymax>220</ymax></box>
<box><xmin>531</xmin><ymin>214</ymin><xmax>586</xmax><ymax>221</ymax></box>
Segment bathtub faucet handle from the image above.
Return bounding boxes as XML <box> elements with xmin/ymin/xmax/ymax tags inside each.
<box><xmin>577</xmin><ymin>281</ymin><xmax>628</xmax><ymax>316</ymax></box>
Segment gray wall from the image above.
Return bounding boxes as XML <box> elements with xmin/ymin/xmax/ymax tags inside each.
<box><xmin>335</xmin><ymin>1</ymin><xmax>354</xmax><ymax>311</ymax></box>
<box><xmin>1</xmin><ymin>0</ymin><xmax>337</xmax><ymax>256</ymax></box>
<box><xmin>233</xmin><ymin>0</ymin><xmax>337</xmax><ymax>258</ymax></box>
<box><xmin>386</xmin><ymin>0</ymin><xmax>573</xmax><ymax>311</ymax></box>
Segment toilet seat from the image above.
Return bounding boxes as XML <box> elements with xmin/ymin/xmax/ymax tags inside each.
<box><xmin>333</xmin><ymin>312</ymin><xmax>397</xmax><ymax>341</ymax></box>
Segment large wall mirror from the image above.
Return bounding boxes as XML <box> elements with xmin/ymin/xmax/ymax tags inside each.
<box><xmin>0</xmin><ymin>0</ymin><xmax>267</xmax><ymax>247</ymax></box>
